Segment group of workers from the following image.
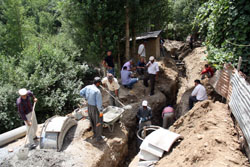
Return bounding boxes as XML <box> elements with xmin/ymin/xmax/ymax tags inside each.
<box><xmin>103</xmin><ymin>41</ymin><xmax>159</xmax><ymax>96</ymax></box>
<box><xmin>16</xmin><ymin>41</ymin><xmax>213</xmax><ymax>148</ymax></box>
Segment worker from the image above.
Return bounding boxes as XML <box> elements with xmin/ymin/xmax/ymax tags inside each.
<box><xmin>101</xmin><ymin>73</ymin><xmax>120</xmax><ymax>106</ymax></box>
<box><xmin>144</xmin><ymin>56</ymin><xmax>159</xmax><ymax>96</ymax></box>
<box><xmin>80</xmin><ymin>77</ymin><xmax>104</xmax><ymax>141</ymax></box>
<box><xmin>162</xmin><ymin>106</ymin><xmax>175</xmax><ymax>129</ymax></box>
<box><xmin>16</xmin><ymin>88</ymin><xmax>38</xmax><ymax>149</ymax></box>
<box><xmin>122</xmin><ymin>59</ymin><xmax>134</xmax><ymax>71</ymax></box>
<box><xmin>201</xmin><ymin>64</ymin><xmax>214</xmax><ymax>80</ymax></box>
<box><xmin>189</xmin><ymin>35</ymin><xmax>193</xmax><ymax>50</ymax></box>
<box><xmin>137</xmin><ymin>100</ymin><xmax>152</xmax><ymax>129</ymax></box>
<box><xmin>138</xmin><ymin>41</ymin><xmax>146</xmax><ymax>58</ymax></box>
<box><xmin>136</xmin><ymin>57</ymin><xmax>146</xmax><ymax>76</ymax></box>
<box><xmin>102</xmin><ymin>50</ymin><xmax>115</xmax><ymax>76</ymax></box>
<box><xmin>121</xmin><ymin>66</ymin><xmax>138</xmax><ymax>89</ymax></box>
<box><xmin>189</xmin><ymin>79</ymin><xmax>208</xmax><ymax>110</ymax></box>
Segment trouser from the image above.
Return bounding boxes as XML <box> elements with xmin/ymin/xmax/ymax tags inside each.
<box><xmin>139</xmin><ymin>120</ymin><xmax>152</xmax><ymax>130</ymax></box>
<box><xmin>107</xmin><ymin>67</ymin><xmax>115</xmax><ymax>76</ymax></box>
<box><xmin>189</xmin><ymin>96</ymin><xmax>199</xmax><ymax>110</ymax></box>
<box><xmin>144</xmin><ymin>74</ymin><xmax>156</xmax><ymax>95</ymax></box>
<box><xmin>162</xmin><ymin>112</ymin><xmax>174</xmax><ymax>129</ymax></box>
<box><xmin>124</xmin><ymin>78</ymin><xmax>138</xmax><ymax>88</ymax></box>
<box><xmin>24</xmin><ymin>111</ymin><xmax>38</xmax><ymax>145</ymax></box>
<box><xmin>109</xmin><ymin>90</ymin><xmax>119</xmax><ymax>106</ymax></box>
<box><xmin>201</xmin><ymin>72</ymin><xmax>212</xmax><ymax>80</ymax></box>
<box><xmin>88</xmin><ymin>104</ymin><xmax>103</xmax><ymax>138</ymax></box>
<box><xmin>137</xmin><ymin>68</ymin><xmax>145</xmax><ymax>75</ymax></box>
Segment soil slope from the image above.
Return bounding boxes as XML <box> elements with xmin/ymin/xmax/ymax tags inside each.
<box><xmin>156</xmin><ymin>101</ymin><xmax>249</xmax><ymax>167</ymax></box>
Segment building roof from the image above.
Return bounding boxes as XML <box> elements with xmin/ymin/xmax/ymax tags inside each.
<box><xmin>135</xmin><ymin>30</ymin><xmax>162</xmax><ymax>41</ymax></box>
<box><xmin>122</xmin><ymin>30</ymin><xmax>162</xmax><ymax>41</ymax></box>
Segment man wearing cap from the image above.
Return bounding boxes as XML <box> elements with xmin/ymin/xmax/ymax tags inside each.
<box><xmin>162</xmin><ymin>106</ymin><xmax>175</xmax><ymax>129</ymax></box>
<box><xmin>16</xmin><ymin>88</ymin><xmax>38</xmax><ymax>149</ymax></box>
<box><xmin>144</xmin><ymin>56</ymin><xmax>159</xmax><ymax>96</ymax></box>
<box><xmin>137</xmin><ymin>100</ymin><xmax>152</xmax><ymax>129</ymax></box>
<box><xmin>102</xmin><ymin>73</ymin><xmax>120</xmax><ymax>106</ymax></box>
<box><xmin>80</xmin><ymin>77</ymin><xmax>104</xmax><ymax>141</ymax></box>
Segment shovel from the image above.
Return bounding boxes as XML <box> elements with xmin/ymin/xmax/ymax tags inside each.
<box><xmin>100</xmin><ymin>85</ymin><xmax>132</xmax><ymax>110</ymax></box>
<box><xmin>17</xmin><ymin>102</ymin><xmax>37</xmax><ymax>160</ymax></box>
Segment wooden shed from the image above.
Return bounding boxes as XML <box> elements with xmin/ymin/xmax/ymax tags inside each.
<box><xmin>133</xmin><ymin>30</ymin><xmax>162</xmax><ymax>60</ymax></box>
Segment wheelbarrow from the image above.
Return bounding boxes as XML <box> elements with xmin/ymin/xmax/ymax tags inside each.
<box><xmin>103</xmin><ymin>106</ymin><xmax>125</xmax><ymax>132</ymax></box>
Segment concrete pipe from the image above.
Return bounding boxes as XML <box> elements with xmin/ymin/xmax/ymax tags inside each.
<box><xmin>0</xmin><ymin>126</ymin><xmax>26</xmax><ymax>147</ymax></box>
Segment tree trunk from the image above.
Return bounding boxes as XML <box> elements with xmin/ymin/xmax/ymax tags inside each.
<box><xmin>125</xmin><ymin>2</ymin><xmax>130</xmax><ymax>61</ymax></box>
<box><xmin>117</xmin><ymin>38</ymin><xmax>121</xmax><ymax>78</ymax></box>
<box><xmin>131</xmin><ymin>25</ymin><xmax>136</xmax><ymax>60</ymax></box>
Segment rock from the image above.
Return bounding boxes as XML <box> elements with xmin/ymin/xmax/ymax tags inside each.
<box><xmin>215</xmin><ymin>137</ymin><xmax>222</xmax><ymax>144</ymax></box>
<box><xmin>225</xmin><ymin>156</ymin><xmax>240</xmax><ymax>164</ymax></box>
<box><xmin>197</xmin><ymin>135</ymin><xmax>203</xmax><ymax>140</ymax></box>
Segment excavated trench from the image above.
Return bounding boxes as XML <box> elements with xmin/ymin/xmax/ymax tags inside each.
<box><xmin>119</xmin><ymin>56</ymin><xmax>182</xmax><ymax>167</ymax></box>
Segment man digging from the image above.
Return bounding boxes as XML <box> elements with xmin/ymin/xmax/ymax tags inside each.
<box><xmin>16</xmin><ymin>88</ymin><xmax>38</xmax><ymax>150</ymax></box>
<box><xmin>101</xmin><ymin>73</ymin><xmax>120</xmax><ymax>106</ymax></box>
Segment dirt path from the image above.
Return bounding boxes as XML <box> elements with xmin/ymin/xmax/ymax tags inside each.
<box><xmin>156</xmin><ymin>101</ymin><xmax>249</xmax><ymax>167</ymax></box>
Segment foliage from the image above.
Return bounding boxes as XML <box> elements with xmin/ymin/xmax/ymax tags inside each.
<box><xmin>166</xmin><ymin>0</ymin><xmax>207</xmax><ymax>40</ymax></box>
<box><xmin>0</xmin><ymin>35</ymin><xmax>91</xmax><ymax>133</ymax></box>
<box><xmin>195</xmin><ymin>0</ymin><xmax>250</xmax><ymax>74</ymax></box>
<box><xmin>58</xmin><ymin>0</ymin><xmax>125</xmax><ymax>64</ymax></box>
<box><xmin>0</xmin><ymin>0</ymin><xmax>95</xmax><ymax>133</ymax></box>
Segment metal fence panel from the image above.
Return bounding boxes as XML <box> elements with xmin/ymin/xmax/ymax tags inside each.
<box><xmin>229</xmin><ymin>71</ymin><xmax>250</xmax><ymax>147</ymax></box>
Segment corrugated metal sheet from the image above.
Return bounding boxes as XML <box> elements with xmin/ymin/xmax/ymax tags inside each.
<box><xmin>229</xmin><ymin>71</ymin><xmax>250</xmax><ymax>147</ymax></box>
<box><xmin>209</xmin><ymin>64</ymin><xmax>234</xmax><ymax>100</ymax></box>
<box><xmin>210</xmin><ymin>64</ymin><xmax>250</xmax><ymax>148</ymax></box>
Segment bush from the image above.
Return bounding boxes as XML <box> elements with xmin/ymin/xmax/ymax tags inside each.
<box><xmin>0</xmin><ymin>36</ymin><xmax>94</xmax><ymax>133</ymax></box>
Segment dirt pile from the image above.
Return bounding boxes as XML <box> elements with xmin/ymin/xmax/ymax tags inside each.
<box><xmin>176</xmin><ymin>46</ymin><xmax>212</xmax><ymax>117</ymax></box>
<box><xmin>156</xmin><ymin>100</ymin><xmax>249</xmax><ymax>167</ymax></box>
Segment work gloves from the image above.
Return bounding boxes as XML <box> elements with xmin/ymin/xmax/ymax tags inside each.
<box><xmin>140</xmin><ymin>117</ymin><xmax>150</xmax><ymax>122</ymax></box>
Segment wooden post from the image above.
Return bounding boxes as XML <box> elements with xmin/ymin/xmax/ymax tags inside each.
<box><xmin>237</xmin><ymin>56</ymin><xmax>242</xmax><ymax>71</ymax></box>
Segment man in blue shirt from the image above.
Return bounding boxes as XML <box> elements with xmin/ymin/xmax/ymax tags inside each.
<box><xmin>16</xmin><ymin>88</ymin><xmax>38</xmax><ymax>149</ymax></box>
<box><xmin>80</xmin><ymin>77</ymin><xmax>104</xmax><ymax>141</ymax></box>
<box><xmin>121</xmin><ymin>66</ymin><xmax>138</xmax><ymax>89</ymax></box>
<box><xmin>136</xmin><ymin>57</ymin><xmax>146</xmax><ymax>75</ymax></box>
<box><xmin>137</xmin><ymin>100</ymin><xmax>152</xmax><ymax>129</ymax></box>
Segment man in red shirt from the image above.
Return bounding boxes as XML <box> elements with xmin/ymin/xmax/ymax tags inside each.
<box><xmin>201</xmin><ymin>64</ymin><xmax>214</xmax><ymax>80</ymax></box>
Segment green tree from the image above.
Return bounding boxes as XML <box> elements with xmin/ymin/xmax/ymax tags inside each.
<box><xmin>167</xmin><ymin>0</ymin><xmax>207</xmax><ymax>40</ymax></box>
<box><xmin>195</xmin><ymin>0</ymin><xmax>250</xmax><ymax>74</ymax></box>
<box><xmin>0</xmin><ymin>0</ymin><xmax>25</xmax><ymax>55</ymax></box>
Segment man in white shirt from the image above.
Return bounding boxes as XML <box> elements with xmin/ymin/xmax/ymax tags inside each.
<box><xmin>189</xmin><ymin>79</ymin><xmax>208</xmax><ymax>109</ymax></box>
<box><xmin>102</xmin><ymin>73</ymin><xmax>120</xmax><ymax>106</ymax></box>
<box><xmin>144</xmin><ymin>56</ymin><xmax>159</xmax><ymax>96</ymax></box>
<box><xmin>138</xmin><ymin>41</ymin><xmax>146</xmax><ymax>58</ymax></box>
